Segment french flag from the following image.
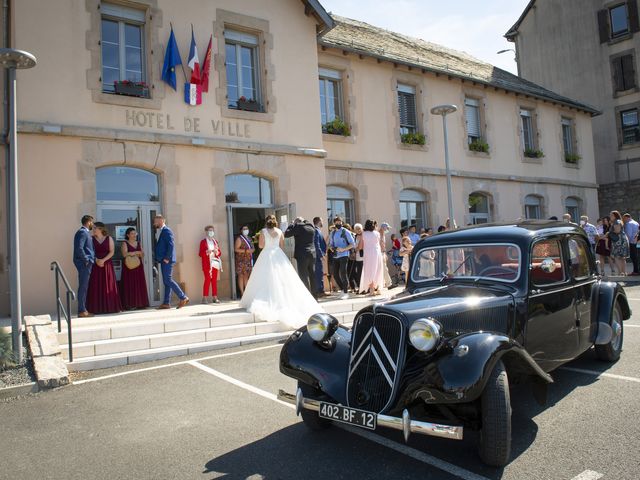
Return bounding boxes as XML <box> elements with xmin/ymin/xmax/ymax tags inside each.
<box><xmin>184</xmin><ymin>27</ymin><xmax>202</xmax><ymax>106</ymax></box>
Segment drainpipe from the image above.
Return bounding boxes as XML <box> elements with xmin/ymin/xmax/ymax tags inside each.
<box><xmin>2</xmin><ymin>0</ymin><xmax>10</xmax><ymax>257</ymax></box>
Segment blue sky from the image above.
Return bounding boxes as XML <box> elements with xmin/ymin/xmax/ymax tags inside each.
<box><xmin>319</xmin><ymin>0</ymin><xmax>530</xmax><ymax>74</ymax></box>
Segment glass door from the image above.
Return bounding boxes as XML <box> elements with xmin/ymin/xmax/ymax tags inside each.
<box><xmin>96</xmin><ymin>205</ymin><xmax>161</xmax><ymax>306</ymax></box>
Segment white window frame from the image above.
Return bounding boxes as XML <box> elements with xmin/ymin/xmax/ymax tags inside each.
<box><xmin>398</xmin><ymin>83</ymin><xmax>417</xmax><ymax>135</ymax></box>
<box><xmin>565</xmin><ymin>197</ymin><xmax>580</xmax><ymax>222</ymax></box>
<box><xmin>465</xmin><ymin>97</ymin><xmax>482</xmax><ymax>143</ymax></box>
<box><xmin>621</xmin><ymin>108</ymin><xmax>640</xmax><ymax>144</ymax></box>
<box><xmin>326</xmin><ymin>186</ymin><xmax>354</xmax><ymax>226</ymax></box>
<box><xmin>561</xmin><ymin>118</ymin><xmax>574</xmax><ymax>156</ymax></box>
<box><xmin>319</xmin><ymin>68</ymin><xmax>343</xmax><ymax>126</ymax></box>
<box><xmin>520</xmin><ymin>109</ymin><xmax>535</xmax><ymax>151</ymax></box>
<box><xmin>610</xmin><ymin>3</ymin><xmax>630</xmax><ymax>38</ymax></box>
<box><xmin>101</xmin><ymin>3</ymin><xmax>146</xmax><ymax>93</ymax></box>
<box><xmin>524</xmin><ymin>195</ymin><xmax>542</xmax><ymax>219</ymax></box>
<box><xmin>225</xmin><ymin>30</ymin><xmax>261</xmax><ymax>108</ymax></box>
<box><xmin>399</xmin><ymin>189</ymin><xmax>427</xmax><ymax>229</ymax></box>
<box><xmin>468</xmin><ymin>192</ymin><xmax>491</xmax><ymax>224</ymax></box>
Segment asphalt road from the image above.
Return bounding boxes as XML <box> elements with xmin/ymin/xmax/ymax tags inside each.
<box><xmin>2</xmin><ymin>287</ymin><xmax>640</xmax><ymax>480</ymax></box>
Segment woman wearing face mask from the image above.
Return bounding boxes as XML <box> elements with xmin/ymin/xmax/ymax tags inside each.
<box><xmin>234</xmin><ymin>225</ymin><xmax>254</xmax><ymax>297</ymax></box>
<box><xmin>199</xmin><ymin>225</ymin><xmax>222</xmax><ymax>304</ymax></box>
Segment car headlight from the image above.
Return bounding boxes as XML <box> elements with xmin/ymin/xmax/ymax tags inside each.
<box><xmin>307</xmin><ymin>313</ymin><xmax>338</xmax><ymax>342</ymax></box>
<box><xmin>409</xmin><ymin>318</ymin><xmax>441</xmax><ymax>352</ymax></box>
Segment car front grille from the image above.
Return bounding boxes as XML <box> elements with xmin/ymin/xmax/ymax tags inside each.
<box><xmin>347</xmin><ymin>311</ymin><xmax>404</xmax><ymax>414</ymax></box>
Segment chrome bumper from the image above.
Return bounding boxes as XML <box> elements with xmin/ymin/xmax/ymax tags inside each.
<box><xmin>277</xmin><ymin>388</ymin><xmax>463</xmax><ymax>442</ymax></box>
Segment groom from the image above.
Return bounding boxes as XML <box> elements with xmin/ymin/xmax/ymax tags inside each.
<box><xmin>284</xmin><ymin>216</ymin><xmax>317</xmax><ymax>297</ymax></box>
<box><xmin>154</xmin><ymin>215</ymin><xmax>189</xmax><ymax>309</ymax></box>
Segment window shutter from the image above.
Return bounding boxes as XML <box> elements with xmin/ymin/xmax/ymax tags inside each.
<box><xmin>629</xmin><ymin>0</ymin><xmax>640</xmax><ymax>33</ymax></box>
<box><xmin>613</xmin><ymin>57</ymin><xmax>624</xmax><ymax>91</ymax></box>
<box><xmin>598</xmin><ymin>9</ymin><xmax>610</xmax><ymax>43</ymax></box>
<box><xmin>622</xmin><ymin>54</ymin><xmax>636</xmax><ymax>89</ymax></box>
<box><xmin>398</xmin><ymin>91</ymin><xmax>416</xmax><ymax>128</ymax></box>
<box><xmin>465</xmin><ymin>99</ymin><xmax>481</xmax><ymax>138</ymax></box>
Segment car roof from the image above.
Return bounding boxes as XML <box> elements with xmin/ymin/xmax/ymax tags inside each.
<box><xmin>417</xmin><ymin>221</ymin><xmax>586</xmax><ymax>248</ymax></box>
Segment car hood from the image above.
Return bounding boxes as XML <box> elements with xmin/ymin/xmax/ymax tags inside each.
<box><xmin>375</xmin><ymin>284</ymin><xmax>515</xmax><ymax>336</ymax></box>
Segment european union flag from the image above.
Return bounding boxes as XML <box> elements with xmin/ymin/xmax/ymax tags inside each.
<box><xmin>162</xmin><ymin>27</ymin><xmax>182</xmax><ymax>90</ymax></box>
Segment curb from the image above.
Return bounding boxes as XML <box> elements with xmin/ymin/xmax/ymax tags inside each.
<box><xmin>0</xmin><ymin>382</ymin><xmax>39</xmax><ymax>400</ymax></box>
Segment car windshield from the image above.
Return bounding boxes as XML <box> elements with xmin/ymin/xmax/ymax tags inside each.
<box><xmin>411</xmin><ymin>243</ymin><xmax>521</xmax><ymax>283</ymax></box>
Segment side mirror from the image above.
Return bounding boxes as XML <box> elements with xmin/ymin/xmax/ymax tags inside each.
<box><xmin>540</xmin><ymin>257</ymin><xmax>557</xmax><ymax>273</ymax></box>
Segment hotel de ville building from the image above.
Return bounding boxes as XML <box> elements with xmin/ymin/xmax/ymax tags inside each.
<box><xmin>1</xmin><ymin>0</ymin><xmax>600</xmax><ymax>314</ymax></box>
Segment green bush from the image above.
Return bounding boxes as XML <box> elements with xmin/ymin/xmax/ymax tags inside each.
<box><xmin>401</xmin><ymin>132</ymin><xmax>426</xmax><ymax>145</ymax></box>
<box><xmin>469</xmin><ymin>139</ymin><xmax>490</xmax><ymax>153</ymax></box>
<box><xmin>565</xmin><ymin>153</ymin><xmax>581</xmax><ymax>164</ymax></box>
<box><xmin>0</xmin><ymin>328</ymin><xmax>15</xmax><ymax>370</ymax></box>
<box><xmin>524</xmin><ymin>148</ymin><xmax>545</xmax><ymax>158</ymax></box>
<box><xmin>323</xmin><ymin>117</ymin><xmax>351</xmax><ymax>136</ymax></box>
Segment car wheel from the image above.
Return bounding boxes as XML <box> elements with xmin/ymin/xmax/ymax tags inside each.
<box><xmin>478</xmin><ymin>360</ymin><xmax>512</xmax><ymax>467</ymax></box>
<box><xmin>298</xmin><ymin>381</ymin><xmax>331</xmax><ymax>431</ymax></box>
<box><xmin>595</xmin><ymin>302</ymin><xmax>624</xmax><ymax>362</ymax></box>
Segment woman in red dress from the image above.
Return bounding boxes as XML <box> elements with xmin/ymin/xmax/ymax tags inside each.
<box><xmin>119</xmin><ymin>227</ymin><xmax>150</xmax><ymax>310</ymax></box>
<box><xmin>87</xmin><ymin>222</ymin><xmax>122</xmax><ymax>314</ymax></box>
<box><xmin>199</xmin><ymin>225</ymin><xmax>222</xmax><ymax>304</ymax></box>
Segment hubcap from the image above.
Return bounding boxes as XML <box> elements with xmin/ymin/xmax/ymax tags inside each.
<box><xmin>611</xmin><ymin>308</ymin><xmax>623</xmax><ymax>351</ymax></box>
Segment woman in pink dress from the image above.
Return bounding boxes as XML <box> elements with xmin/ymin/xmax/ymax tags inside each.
<box><xmin>86</xmin><ymin>222</ymin><xmax>122</xmax><ymax>314</ymax></box>
<box><xmin>358</xmin><ymin>219</ymin><xmax>385</xmax><ymax>295</ymax></box>
<box><xmin>119</xmin><ymin>227</ymin><xmax>150</xmax><ymax>310</ymax></box>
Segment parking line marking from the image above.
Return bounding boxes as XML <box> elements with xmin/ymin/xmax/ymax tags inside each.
<box><xmin>560</xmin><ymin>367</ymin><xmax>640</xmax><ymax>384</ymax></box>
<box><xmin>569</xmin><ymin>470</ymin><xmax>603</xmax><ymax>480</ymax></box>
<box><xmin>72</xmin><ymin>344</ymin><xmax>282</xmax><ymax>385</ymax></box>
<box><xmin>188</xmin><ymin>361</ymin><xmax>491</xmax><ymax>480</ymax></box>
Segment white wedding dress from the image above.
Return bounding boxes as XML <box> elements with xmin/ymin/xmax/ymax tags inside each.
<box><xmin>240</xmin><ymin>227</ymin><xmax>324</xmax><ymax>328</ymax></box>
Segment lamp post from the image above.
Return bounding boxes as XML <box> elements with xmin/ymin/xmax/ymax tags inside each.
<box><xmin>0</xmin><ymin>48</ymin><xmax>37</xmax><ymax>363</ymax></box>
<box><xmin>497</xmin><ymin>48</ymin><xmax>519</xmax><ymax>75</ymax></box>
<box><xmin>430</xmin><ymin>104</ymin><xmax>458</xmax><ymax>229</ymax></box>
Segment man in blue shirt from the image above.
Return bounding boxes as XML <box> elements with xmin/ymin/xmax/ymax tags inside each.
<box><xmin>623</xmin><ymin>213</ymin><xmax>640</xmax><ymax>275</ymax></box>
<box><xmin>313</xmin><ymin>216</ymin><xmax>327</xmax><ymax>297</ymax></box>
<box><xmin>408</xmin><ymin>225</ymin><xmax>420</xmax><ymax>245</ymax></box>
<box><xmin>328</xmin><ymin>216</ymin><xmax>355</xmax><ymax>300</ymax></box>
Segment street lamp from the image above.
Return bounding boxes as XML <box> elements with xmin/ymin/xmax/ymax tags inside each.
<box><xmin>430</xmin><ymin>104</ymin><xmax>458</xmax><ymax>229</ymax></box>
<box><xmin>0</xmin><ymin>48</ymin><xmax>37</xmax><ymax>364</ymax></box>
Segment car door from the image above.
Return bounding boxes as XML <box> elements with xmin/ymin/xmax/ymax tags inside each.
<box><xmin>567</xmin><ymin>235</ymin><xmax>597</xmax><ymax>353</ymax></box>
<box><xmin>526</xmin><ymin>237</ymin><xmax>579</xmax><ymax>372</ymax></box>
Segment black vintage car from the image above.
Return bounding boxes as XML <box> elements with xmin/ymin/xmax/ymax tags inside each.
<box><xmin>277</xmin><ymin>221</ymin><xmax>630</xmax><ymax>466</ymax></box>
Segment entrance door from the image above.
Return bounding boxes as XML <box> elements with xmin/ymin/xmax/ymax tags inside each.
<box><xmin>96</xmin><ymin>205</ymin><xmax>162</xmax><ymax>306</ymax></box>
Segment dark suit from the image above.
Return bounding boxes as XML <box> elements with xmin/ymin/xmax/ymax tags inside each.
<box><xmin>155</xmin><ymin>225</ymin><xmax>186</xmax><ymax>304</ymax></box>
<box><xmin>73</xmin><ymin>226</ymin><xmax>95</xmax><ymax>314</ymax></box>
<box><xmin>314</xmin><ymin>227</ymin><xmax>326</xmax><ymax>294</ymax></box>
<box><xmin>284</xmin><ymin>221</ymin><xmax>317</xmax><ymax>295</ymax></box>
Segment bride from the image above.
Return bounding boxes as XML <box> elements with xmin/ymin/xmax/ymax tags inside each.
<box><xmin>240</xmin><ymin>215</ymin><xmax>324</xmax><ymax>328</ymax></box>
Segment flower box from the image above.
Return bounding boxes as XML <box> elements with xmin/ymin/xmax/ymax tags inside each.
<box><xmin>114</xmin><ymin>81</ymin><xmax>149</xmax><ymax>98</ymax></box>
<box><xmin>469</xmin><ymin>139</ymin><xmax>490</xmax><ymax>153</ymax></box>
<box><xmin>524</xmin><ymin>148</ymin><xmax>545</xmax><ymax>158</ymax></box>
<box><xmin>323</xmin><ymin>117</ymin><xmax>351</xmax><ymax>136</ymax></box>
<box><xmin>401</xmin><ymin>132</ymin><xmax>426</xmax><ymax>146</ymax></box>
<box><xmin>565</xmin><ymin>153</ymin><xmax>581</xmax><ymax>164</ymax></box>
<box><xmin>237</xmin><ymin>97</ymin><xmax>262</xmax><ymax>112</ymax></box>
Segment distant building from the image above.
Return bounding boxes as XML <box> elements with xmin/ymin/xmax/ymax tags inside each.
<box><xmin>506</xmin><ymin>0</ymin><xmax>640</xmax><ymax>216</ymax></box>
<box><xmin>1</xmin><ymin>0</ymin><xmax>599</xmax><ymax>314</ymax></box>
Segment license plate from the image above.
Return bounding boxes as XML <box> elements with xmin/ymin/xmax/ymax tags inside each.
<box><xmin>318</xmin><ymin>402</ymin><xmax>377</xmax><ymax>430</ymax></box>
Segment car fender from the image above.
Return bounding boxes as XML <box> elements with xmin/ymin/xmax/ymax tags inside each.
<box><xmin>279</xmin><ymin>326</ymin><xmax>351</xmax><ymax>405</ymax></box>
<box><xmin>392</xmin><ymin>332</ymin><xmax>552</xmax><ymax>410</ymax></box>
<box><xmin>591</xmin><ymin>281</ymin><xmax>631</xmax><ymax>343</ymax></box>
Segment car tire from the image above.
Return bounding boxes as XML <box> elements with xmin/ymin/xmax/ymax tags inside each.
<box><xmin>595</xmin><ymin>302</ymin><xmax>624</xmax><ymax>362</ymax></box>
<box><xmin>298</xmin><ymin>381</ymin><xmax>332</xmax><ymax>431</ymax></box>
<box><xmin>478</xmin><ymin>360</ymin><xmax>512</xmax><ymax>467</ymax></box>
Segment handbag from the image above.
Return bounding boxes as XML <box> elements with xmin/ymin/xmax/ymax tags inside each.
<box><xmin>124</xmin><ymin>255</ymin><xmax>141</xmax><ymax>270</ymax></box>
<box><xmin>211</xmin><ymin>257</ymin><xmax>222</xmax><ymax>271</ymax></box>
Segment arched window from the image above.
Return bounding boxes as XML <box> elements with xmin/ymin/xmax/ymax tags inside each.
<box><xmin>524</xmin><ymin>195</ymin><xmax>542</xmax><ymax>219</ymax></box>
<box><xmin>399</xmin><ymin>189</ymin><xmax>428</xmax><ymax>229</ymax></box>
<box><xmin>225</xmin><ymin>174</ymin><xmax>273</xmax><ymax>205</ymax></box>
<box><xmin>468</xmin><ymin>192</ymin><xmax>491</xmax><ymax>224</ymax></box>
<box><xmin>96</xmin><ymin>166</ymin><xmax>160</xmax><ymax>203</ymax></box>
<box><xmin>565</xmin><ymin>196</ymin><xmax>581</xmax><ymax>222</ymax></box>
<box><xmin>326</xmin><ymin>185</ymin><xmax>354</xmax><ymax>226</ymax></box>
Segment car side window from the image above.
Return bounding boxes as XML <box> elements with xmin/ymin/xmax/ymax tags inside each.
<box><xmin>530</xmin><ymin>239</ymin><xmax>566</xmax><ymax>287</ymax></box>
<box><xmin>568</xmin><ymin>237</ymin><xmax>591</xmax><ymax>280</ymax></box>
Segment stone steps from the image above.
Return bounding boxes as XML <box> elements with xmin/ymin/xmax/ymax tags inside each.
<box><xmin>56</xmin><ymin>292</ymin><xmax>385</xmax><ymax>372</ymax></box>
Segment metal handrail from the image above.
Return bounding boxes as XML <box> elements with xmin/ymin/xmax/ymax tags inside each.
<box><xmin>50</xmin><ymin>261</ymin><xmax>76</xmax><ymax>362</ymax></box>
